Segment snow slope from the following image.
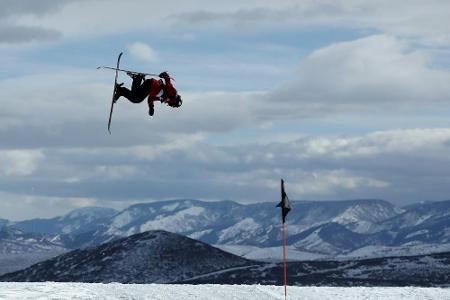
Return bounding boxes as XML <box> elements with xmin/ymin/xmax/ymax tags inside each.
<box><xmin>0</xmin><ymin>283</ymin><xmax>449</xmax><ymax>300</ymax></box>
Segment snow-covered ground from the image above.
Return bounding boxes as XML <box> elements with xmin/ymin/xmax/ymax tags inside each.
<box><xmin>0</xmin><ymin>283</ymin><xmax>449</xmax><ymax>300</ymax></box>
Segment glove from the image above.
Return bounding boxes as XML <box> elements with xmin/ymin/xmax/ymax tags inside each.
<box><xmin>159</xmin><ymin>71</ymin><xmax>170</xmax><ymax>79</ymax></box>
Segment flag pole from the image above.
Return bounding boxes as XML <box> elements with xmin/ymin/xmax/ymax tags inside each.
<box><xmin>277</xmin><ymin>178</ymin><xmax>290</xmax><ymax>300</ymax></box>
<box><xmin>282</xmin><ymin>218</ymin><xmax>288</xmax><ymax>300</ymax></box>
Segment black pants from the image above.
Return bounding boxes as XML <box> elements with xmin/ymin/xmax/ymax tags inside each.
<box><xmin>117</xmin><ymin>77</ymin><xmax>151</xmax><ymax>103</ymax></box>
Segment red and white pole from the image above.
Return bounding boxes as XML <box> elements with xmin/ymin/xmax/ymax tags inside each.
<box><xmin>278</xmin><ymin>179</ymin><xmax>291</xmax><ymax>300</ymax></box>
<box><xmin>282</xmin><ymin>220</ymin><xmax>288</xmax><ymax>300</ymax></box>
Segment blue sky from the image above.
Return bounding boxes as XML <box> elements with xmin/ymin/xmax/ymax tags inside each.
<box><xmin>1</xmin><ymin>0</ymin><xmax>450</xmax><ymax>220</ymax></box>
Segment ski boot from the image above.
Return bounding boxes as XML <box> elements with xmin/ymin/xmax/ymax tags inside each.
<box><xmin>113</xmin><ymin>82</ymin><xmax>124</xmax><ymax>103</ymax></box>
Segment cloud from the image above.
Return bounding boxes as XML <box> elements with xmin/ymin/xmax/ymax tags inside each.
<box><xmin>0</xmin><ymin>149</ymin><xmax>44</xmax><ymax>176</ymax></box>
<box><xmin>170</xmin><ymin>1</ymin><xmax>450</xmax><ymax>47</ymax></box>
<box><xmin>2</xmin><ymin>128</ymin><xmax>450</xmax><ymax>216</ymax></box>
<box><xmin>11</xmin><ymin>0</ymin><xmax>241</xmax><ymax>39</ymax></box>
<box><xmin>1</xmin><ymin>0</ymin><xmax>448</xmax><ymax>49</ymax></box>
<box><xmin>0</xmin><ymin>0</ymin><xmax>76</xmax><ymax>44</ymax></box>
<box><xmin>127</xmin><ymin>42</ymin><xmax>159</xmax><ymax>63</ymax></box>
<box><xmin>0</xmin><ymin>0</ymin><xmax>74</xmax><ymax>18</ymax></box>
<box><xmin>262</xmin><ymin>35</ymin><xmax>450</xmax><ymax>119</ymax></box>
<box><xmin>0</xmin><ymin>24</ymin><xmax>61</xmax><ymax>44</ymax></box>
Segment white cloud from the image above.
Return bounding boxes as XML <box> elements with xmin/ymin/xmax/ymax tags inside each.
<box><xmin>2</xmin><ymin>128</ymin><xmax>450</xmax><ymax>213</ymax></box>
<box><xmin>12</xmin><ymin>0</ymin><xmax>262</xmax><ymax>39</ymax></box>
<box><xmin>288</xmin><ymin>170</ymin><xmax>390</xmax><ymax>195</ymax></box>
<box><xmin>129</xmin><ymin>133</ymin><xmax>206</xmax><ymax>161</ymax></box>
<box><xmin>264</xmin><ymin>35</ymin><xmax>450</xmax><ymax>119</ymax></box>
<box><xmin>0</xmin><ymin>0</ymin><xmax>448</xmax><ymax>50</ymax></box>
<box><xmin>0</xmin><ymin>0</ymin><xmax>78</xmax><ymax>44</ymax></box>
<box><xmin>171</xmin><ymin>1</ymin><xmax>450</xmax><ymax>47</ymax></box>
<box><xmin>127</xmin><ymin>42</ymin><xmax>159</xmax><ymax>63</ymax></box>
<box><xmin>94</xmin><ymin>165</ymin><xmax>142</xmax><ymax>181</ymax></box>
<box><xmin>0</xmin><ymin>24</ymin><xmax>61</xmax><ymax>44</ymax></box>
<box><xmin>0</xmin><ymin>149</ymin><xmax>44</xmax><ymax>176</ymax></box>
<box><xmin>295</xmin><ymin>128</ymin><xmax>450</xmax><ymax>159</ymax></box>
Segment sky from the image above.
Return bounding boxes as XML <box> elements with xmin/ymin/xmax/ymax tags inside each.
<box><xmin>1</xmin><ymin>0</ymin><xmax>450</xmax><ymax>220</ymax></box>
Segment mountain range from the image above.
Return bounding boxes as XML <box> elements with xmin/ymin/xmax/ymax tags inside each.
<box><xmin>1</xmin><ymin>198</ymin><xmax>450</xmax><ymax>274</ymax></box>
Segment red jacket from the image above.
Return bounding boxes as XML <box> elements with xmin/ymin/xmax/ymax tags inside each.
<box><xmin>147</xmin><ymin>78</ymin><xmax>177</xmax><ymax>106</ymax></box>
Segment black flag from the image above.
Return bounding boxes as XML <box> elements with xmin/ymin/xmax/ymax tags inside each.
<box><xmin>277</xmin><ymin>179</ymin><xmax>291</xmax><ymax>223</ymax></box>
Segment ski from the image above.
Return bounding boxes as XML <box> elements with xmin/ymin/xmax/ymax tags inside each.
<box><xmin>97</xmin><ymin>66</ymin><xmax>159</xmax><ymax>78</ymax></box>
<box><xmin>107</xmin><ymin>52</ymin><xmax>123</xmax><ymax>134</ymax></box>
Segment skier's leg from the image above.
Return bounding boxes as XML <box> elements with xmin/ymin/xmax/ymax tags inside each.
<box><xmin>133</xmin><ymin>79</ymin><xmax>151</xmax><ymax>101</ymax></box>
<box><xmin>115</xmin><ymin>78</ymin><xmax>150</xmax><ymax>104</ymax></box>
<box><xmin>130</xmin><ymin>75</ymin><xmax>144</xmax><ymax>92</ymax></box>
<box><xmin>114</xmin><ymin>86</ymin><xmax>142</xmax><ymax>103</ymax></box>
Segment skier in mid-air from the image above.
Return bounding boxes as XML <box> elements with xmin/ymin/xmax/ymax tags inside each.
<box><xmin>113</xmin><ymin>71</ymin><xmax>182</xmax><ymax>116</ymax></box>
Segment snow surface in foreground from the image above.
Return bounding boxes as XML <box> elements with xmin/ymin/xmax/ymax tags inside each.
<box><xmin>0</xmin><ymin>283</ymin><xmax>449</xmax><ymax>300</ymax></box>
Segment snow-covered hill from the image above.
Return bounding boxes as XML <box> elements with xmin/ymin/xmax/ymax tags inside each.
<box><xmin>0</xmin><ymin>283</ymin><xmax>448</xmax><ymax>300</ymax></box>
<box><xmin>0</xmin><ymin>230</ymin><xmax>250</xmax><ymax>283</ymax></box>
